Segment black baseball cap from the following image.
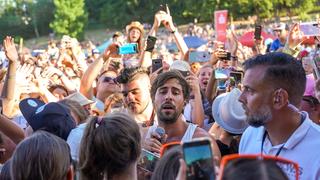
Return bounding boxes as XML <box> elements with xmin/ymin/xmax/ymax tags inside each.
<box><xmin>19</xmin><ymin>98</ymin><xmax>76</xmax><ymax>140</ymax></box>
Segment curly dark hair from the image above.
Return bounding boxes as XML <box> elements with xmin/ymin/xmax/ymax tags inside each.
<box><xmin>151</xmin><ymin>70</ymin><xmax>190</xmax><ymax>103</ymax></box>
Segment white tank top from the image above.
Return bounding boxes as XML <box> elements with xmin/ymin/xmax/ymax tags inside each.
<box><xmin>145</xmin><ymin>123</ymin><xmax>198</xmax><ymax>142</ymax></box>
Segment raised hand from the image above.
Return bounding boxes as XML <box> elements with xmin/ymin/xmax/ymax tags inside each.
<box><xmin>286</xmin><ymin>23</ymin><xmax>306</xmax><ymax>49</ymax></box>
<box><xmin>3</xmin><ymin>36</ymin><xmax>19</xmax><ymax>62</ymax></box>
<box><xmin>162</xmin><ymin>13</ymin><xmax>176</xmax><ymax>32</ymax></box>
<box><xmin>16</xmin><ymin>63</ymin><xmax>34</xmax><ymax>85</ymax></box>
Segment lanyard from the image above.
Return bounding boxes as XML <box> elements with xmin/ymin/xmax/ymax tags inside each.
<box><xmin>260</xmin><ymin>113</ymin><xmax>305</xmax><ymax>156</ymax></box>
<box><xmin>261</xmin><ymin>131</ymin><xmax>286</xmax><ymax>157</ymax></box>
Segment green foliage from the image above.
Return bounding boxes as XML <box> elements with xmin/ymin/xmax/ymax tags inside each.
<box><xmin>50</xmin><ymin>0</ymin><xmax>88</xmax><ymax>40</ymax></box>
<box><xmin>96</xmin><ymin>0</ymin><xmax>318</xmax><ymax>29</ymax></box>
<box><xmin>0</xmin><ymin>0</ymin><xmax>54</xmax><ymax>40</ymax></box>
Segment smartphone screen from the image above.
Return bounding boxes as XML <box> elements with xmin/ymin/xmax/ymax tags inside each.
<box><xmin>254</xmin><ymin>25</ymin><xmax>262</xmax><ymax>40</ymax></box>
<box><xmin>137</xmin><ymin>149</ymin><xmax>160</xmax><ymax>172</ymax></box>
<box><xmin>229</xmin><ymin>71</ymin><xmax>243</xmax><ymax>84</ymax></box>
<box><xmin>183</xmin><ymin>139</ymin><xmax>215</xmax><ymax>180</ymax></box>
<box><xmin>146</xmin><ymin>36</ymin><xmax>157</xmax><ymax>52</ymax></box>
<box><xmin>152</xmin><ymin>59</ymin><xmax>163</xmax><ymax>73</ymax></box>
<box><xmin>159</xmin><ymin>4</ymin><xmax>167</xmax><ymax>13</ymax></box>
<box><xmin>215</xmin><ymin>69</ymin><xmax>229</xmax><ymax>79</ymax></box>
<box><xmin>189</xmin><ymin>51</ymin><xmax>211</xmax><ymax>62</ymax></box>
<box><xmin>300</xmin><ymin>23</ymin><xmax>320</xmax><ymax>37</ymax></box>
<box><xmin>119</xmin><ymin>43</ymin><xmax>138</xmax><ymax>55</ymax></box>
<box><xmin>311</xmin><ymin>56</ymin><xmax>320</xmax><ymax>79</ymax></box>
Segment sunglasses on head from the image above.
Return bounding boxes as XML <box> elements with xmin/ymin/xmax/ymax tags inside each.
<box><xmin>302</xmin><ymin>96</ymin><xmax>319</xmax><ymax>107</ymax></box>
<box><xmin>218</xmin><ymin>154</ymin><xmax>299</xmax><ymax>180</ymax></box>
<box><xmin>160</xmin><ymin>141</ymin><xmax>181</xmax><ymax>157</ymax></box>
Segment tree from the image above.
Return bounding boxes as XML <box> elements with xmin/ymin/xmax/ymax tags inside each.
<box><xmin>50</xmin><ymin>0</ymin><xmax>88</xmax><ymax>40</ymax></box>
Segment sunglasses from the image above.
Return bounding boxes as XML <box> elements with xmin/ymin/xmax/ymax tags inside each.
<box><xmin>102</xmin><ymin>76</ymin><xmax>115</xmax><ymax>83</ymax></box>
<box><xmin>218</xmin><ymin>154</ymin><xmax>299</xmax><ymax>180</ymax></box>
<box><xmin>302</xmin><ymin>96</ymin><xmax>319</xmax><ymax>107</ymax></box>
<box><xmin>159</xmin><ymin>141</ymin><xmax>181</xmax><ymax>157</ymax></box>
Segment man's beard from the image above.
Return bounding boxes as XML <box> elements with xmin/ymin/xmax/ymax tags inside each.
<box><xmin>246</xmin><ymin>105</ymin><xmax>272</xmax><ymax>127</ymax></box>
<box><xmin>157</xmin><ymin>103</ymin><xmax>181</xmax><ymax>124</ymax></box>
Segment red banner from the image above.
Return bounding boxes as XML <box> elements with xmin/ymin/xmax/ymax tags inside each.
<box><xmin>214</xmin><ymin>10</ymin><xmax>228</xmax><ymax>42</ymax></box>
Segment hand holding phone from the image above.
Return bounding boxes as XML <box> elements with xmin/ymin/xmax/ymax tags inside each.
<box><xmin>138</xmin><ymin>149</ymin><xmax>160</xmax><ymax>172</ymax></box>
<box><xmin>183</xmin><ymin>138</ymin><xmax>215</xmax><ymax>180</ymax></box>
<box><xmin>300</xmin><ymin>23</ymin><xmax>320</xmax><ymax>37</ymax></box>
<box><xmin>217</xmin><ymin>51</ymin><xmax>231</xmax><ymax>61</ymax></box>
<box><xmin>152</xmin><ymin>59</ymin><xmax>163</xmax><ymax>73</ymax></box>
<box><xmin>189</xmin><ymin>51</ymin><xmax>211</xmax><ymax>62</ymax></box>
<box><xmin>254</xmin><ymin>25</ymin><xmax>262</xmax><ymax>40</ymax></box>
<box><xmin>119</xmin><ymin>43</ymin><xmax>138</xmax><ymax>55</ymax></box>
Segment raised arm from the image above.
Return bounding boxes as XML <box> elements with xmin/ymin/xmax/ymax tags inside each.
<box><xmin>0</xmin><ymin>114</ymin><xmax>25</xmax><ymax>144</ymax></box>
<box><xmin>80</xmin><ymin>45</ymin><xmax>115</xmax><ymax>99</ymax></box>
<box><xmin>1</xmin><ymin>36</ymin><xmax>19</xmax><ymax>117</ymax></box>
<box><xmin>140</xmin><ymin>12</ymin><xmax>164</xmax><ymax>68</ymax></box>
<box><xmin>162</xmin><ymin>13</ymin><xmax>188</xmax><ymax>57</ymax></box>
<box><xmin>186</xmin><ymin>74</ymin><xmax>205</xmax><ymax>127</ymax></box>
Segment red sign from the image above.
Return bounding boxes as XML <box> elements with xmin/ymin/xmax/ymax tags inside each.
<box><xmin>214</xmin><ymin>10</ymin><xmax>228</xmax><ymax>42</ymax></box>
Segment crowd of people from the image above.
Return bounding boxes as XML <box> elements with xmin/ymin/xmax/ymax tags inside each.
<box><xmin>0</xmin><ymin>7</ymin><xmax>320</xmax><ymax>180</ymax></box>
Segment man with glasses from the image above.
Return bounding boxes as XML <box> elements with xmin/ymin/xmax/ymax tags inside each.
<box><xmin>238</xmin><ymin>52</ymin><xmax>320</xmax><ymax>180</ymax></box>
<box><xmin>80</xmin><ymin>45</ymin><xmax>120</xmax><ymax>115</ymax></box>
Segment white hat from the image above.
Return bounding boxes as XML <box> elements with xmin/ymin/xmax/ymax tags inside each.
<box><xmin>170</xmin><ymin>60</ymin><xmax>191</xmax><ymax>72</ymax></box>
<box><xmin>273</xmin><ymin>23</ymin><xmax>286</xmax><ymax>31</ymax></box>
<box><xmin>65</xmin><ymin>92</ymin><xmax>94</xmax><ymax>106</ymax></box>
<box><xmin>212</xmin><ymin>88</ymin><xmax>248</xmax><ymax>134</ymax></box>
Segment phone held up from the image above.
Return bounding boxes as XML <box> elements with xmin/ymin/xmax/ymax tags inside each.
<box><xmin>118</xmin><ymin>43</ymin><xmax>138</xmax><ymax>55</ymax></box>
<box><xmin>254</xmin><ymin>25</ymin><xmax>262</xmax><ymax>40</ymax></box>
<box><xmin>137</xmin><ymin>149</ymin><xmax>160</xmax><ymax>173</ymax></box>
<box><xmin>152</xmin><ymin>59</ymin><xmax>163</xmax><ymax>73</ymax></box>
<box><xmin>182</xmin><ymin>138</ymin><xmax>215</xmax><ymax>180</ymax></box>
<box><xmin>189</xmin><ymin>51</ymin><xmax>211</xmax><ymax>63</ymax></box>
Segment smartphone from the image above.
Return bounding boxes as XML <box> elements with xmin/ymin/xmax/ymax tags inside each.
<box><xmin>189</xmin><ymin>51</ymin><xmax>211</xmax><ymax>62</ymax></box>
<box><xmin>311</xmin><ymin>56</ymin><xmax>320</xmax><ymax>79</ymax></box>
<box><xmin>229</xmin><ymin>71</ymin><xmax>243</xmax><ymax>84</ymax></box>
<box><xmin>218</xmin><ymin>51</ymin><xmax>231</xmax><ymax>61</ymax></box>
<box><xmin>159</xmin><ymin>4</ymin><xmax>168</xmax><ymax>13</ymax></box>
<box><xmin>137</xmin><ymin>149</ymin><xmax>160</xmax><ymax>172</ymax></box>
<box><xmin>119</xmin><ymin>43</ymin><xmax>138</xmax><ymax>55</ymax></box>
<box><xmin>300</xmin><ymin>23</ymin><xmax>320</xmax><ymax>36</ymax></box>
<box><xmin>152</xmin><ymin>59</ymin><xmax>163</xmax><ymax>73</ymax></box>
<box><xmin>215</xmin><ymin>69</ymin><xmax>229</xmax><ymax>79</ymax></box>
<box><xmin>254</xmin><ymin>25</ymin><xmax>262</xmax><ymax>40</ymax></box>
<box><xmin>182</xmin><ymin>138</ymin><xmax>215</xmax><ymax>180</ymax></box>
<box><xmin>146</xmin><ymin>36</ymin><xmax>157</xmax><ymax>52</ymax></box>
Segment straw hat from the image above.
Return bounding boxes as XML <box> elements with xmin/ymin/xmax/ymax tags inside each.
<box><xmin>126</xmin><ymin>21</ymin><xmax>144</xmax><ymax>34</ymax></box>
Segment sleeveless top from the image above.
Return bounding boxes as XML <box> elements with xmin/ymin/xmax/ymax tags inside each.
<box><xmin>145</xmin><ymin>123</ymin><xmax>198</xmax><ymax>142</ymax></box>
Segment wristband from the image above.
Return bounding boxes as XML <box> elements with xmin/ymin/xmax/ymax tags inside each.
<box><xmin>171</xmin><ymin>29</ymin><xmax>177</xmax><ymax>34</ymax></box>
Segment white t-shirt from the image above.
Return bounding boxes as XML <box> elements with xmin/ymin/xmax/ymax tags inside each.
<box><xmin>239</xmin><ymin>112</ymin><xmax>320</xmax><ymax>180</ymax></box>
<box><xmin>67</xmin><ymin>123</ymin><xmax>87</xmax><ymax>161</ymax></box>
